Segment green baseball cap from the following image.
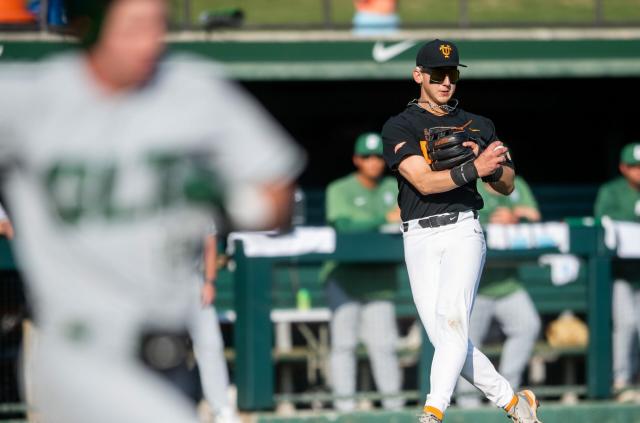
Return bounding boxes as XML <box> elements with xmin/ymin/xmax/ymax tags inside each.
<box><xmin>354</xmin><ymin>132</ymin><xmax>383</xmax><ymax>156</ymax></box>
<box><xmin>620</xmin><ymin>142</ymin><xmax>640</xmax><ymax>165</ymax></box>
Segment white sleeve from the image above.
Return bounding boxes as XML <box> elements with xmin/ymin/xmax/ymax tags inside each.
<box><xmin>0</xmin><ymin>64</ymin><xmax>34</xmax><ymax>168</ymax></box>
<box><xmin>203</xmin><ymin>78</ymin><xmax>306</xmax><ymax>186</ymax></box>
<box><xmin>163</xmin><ymin>59</ymin><xmax>307</xmax><ymax>229</ymax></box>
<box><xmin>207</xmin><ymin>221</ymin><xmax>218</xmax><ymax>236</ymax></box>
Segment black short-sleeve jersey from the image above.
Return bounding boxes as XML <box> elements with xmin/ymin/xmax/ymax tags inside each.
<box><xmin>381</xmin><ymin>103</ymin><xmax>499</xmax><ymax>221</ymax></box>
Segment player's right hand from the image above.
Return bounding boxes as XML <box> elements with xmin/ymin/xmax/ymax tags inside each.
<box><xmin>489</xmin><ymin>207</ymin><xmax>517</xmax><ymax>224</ymax></box>
<box><xmin>385</xmin><ymin>207</ymin><xmax>401</xmax><ymax>223</ymax></box>
<box><xmin>0</xmin><ymin>220</ymin><xmax>14</xmax><ymax>240</ymax></box>
<box><xmin>201</xmin><ymin>282</ymin><xmax>216</xmax><ymax>307</ymax></box>
<box><xmin>473</xmin><ymin>141</ymin><xmax>507</xmax><ymax>177</ymax></box>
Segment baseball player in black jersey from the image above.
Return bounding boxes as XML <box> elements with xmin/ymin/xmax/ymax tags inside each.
<box><xmin>381</xmin><ymin>39</ymin><xmax>541</xmax><ymax>423</ymax></box>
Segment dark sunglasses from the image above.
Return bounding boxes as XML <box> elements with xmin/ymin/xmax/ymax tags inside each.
<box><xmin>422</xmin><ymin>67</ymin><xmax>460</xmax><ymax>84</ymax></box>
<box><xmin>359</xmin><ymin>154</ymin><xmax>383</xmax><ymax>159</ymax></box>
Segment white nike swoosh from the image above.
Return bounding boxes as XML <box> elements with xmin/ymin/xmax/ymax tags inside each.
<box><xmin>372</xmin><ymin>40</ymin><xmax>418</xmax><ymax>63</ymax></box>
<box><xmin>0</xmin><ymin>46</ymin><xmax>4</xmax><ymax>57</ymax></box>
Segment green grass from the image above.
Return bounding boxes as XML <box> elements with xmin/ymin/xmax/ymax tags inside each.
<box><xmin>398</xmin><ymin>1</ymin><xmax>459</xmax><ymax>24</ymax></box>
<box><xmin>171</xmin><ymin>0</ymin><xmax>640</xmax><ymax>27</ymax></box>
<box><xmin>467</xmin><ymin>0</ymin><xmax>597</xmax><ymax>23</ymax></box>
<box><xmin>604</xmin><ymin>0</ymin><xmax>640</xmax><ymax>20</ymax></box>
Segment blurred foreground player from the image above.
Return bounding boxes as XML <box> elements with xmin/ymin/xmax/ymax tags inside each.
<box><xmin>0</xmin><ymin>1</ymin><xmax>304</xmax><ymax>422</ymax></box>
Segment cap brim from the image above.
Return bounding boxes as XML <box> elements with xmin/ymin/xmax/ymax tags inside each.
<box><xmin>424</xmin><ymin>62</ymin><xmax>467</xmax><ymax>68</ymax></box>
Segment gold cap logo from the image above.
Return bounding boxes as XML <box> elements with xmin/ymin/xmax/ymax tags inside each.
<box><xmin>439</xmin><ymin>44</ymin><xmax>452</xmax><ymax>59</ymax></box>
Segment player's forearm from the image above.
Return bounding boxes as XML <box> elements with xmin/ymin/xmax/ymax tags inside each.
<box><xmin>398</xmin><ymin>156</ymin><xmax>459</xmax><ymax>195</ymax></box>
<box><xmin>204</xmin><ymin>235</ymin><xmax>217</xmax><ymax>283</ymax></box>
<box><xmin>415</xmin><ymin>171</ymin><xmax>460</xmax><ymax>195</ymax></box>
<box><xmin>489</xmin><ymin>166</ymin><xmax>515</xmax><ymax>196</ymax></box>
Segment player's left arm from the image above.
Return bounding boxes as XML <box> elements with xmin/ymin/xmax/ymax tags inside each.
<box><xmin>201</xmin><ymin>233</ymin><xmax>217</xmax><ymax>306</ymax></box>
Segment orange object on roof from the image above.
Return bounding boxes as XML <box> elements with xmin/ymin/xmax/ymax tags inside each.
<box><xmin>0</xmin><ymin>0</ymin><xmax>36</xmax><ymax>24</ymax></box>
<box><xmin>354</xmin><ymin>0</ymin><xmax>397</xmax><ymax>15</ymax></box>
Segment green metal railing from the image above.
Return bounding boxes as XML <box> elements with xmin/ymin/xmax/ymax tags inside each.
<box><xmin>232</xmin><ymin>225</ymin><xmax>612</xmax><ymax>411</ymax></box>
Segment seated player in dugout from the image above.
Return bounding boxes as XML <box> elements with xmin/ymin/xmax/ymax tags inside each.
<box><xmin>322</xmin><ymin>133</ymin><xmax>404</xmax><ymax>411</ymax></box>
<box><xmin>455</xmin><ymin>175</ymin><xmax>542</xmax><ymax>407</ymax></box>
<box><xmin>381</xmin><ymin>39</ymin><xmax>542</xmax><ymax>423</ymax></box>
<box><xmin>594</xmin><ymin>142</ymin><xmax>640</xmax><ymax>397</ymax></box>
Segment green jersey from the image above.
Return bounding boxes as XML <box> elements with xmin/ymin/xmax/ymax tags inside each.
<box><xmin>478</xmin><ymin>176</ymin><xmax>539</xmax><ymax>298</ymax></box>
<box><xmin>595</xmin><ymin>177</ymin><xmax>640</xmax><ymax>285</ymax></box>
<box><xmin>323</xmin><ymin>173</ymin><xmax>398</xmax><ymax>301</ymax></box>
<box><xmin>594</xmin><ymin>177</ymin><xmax>640</xmax><ymax>222</ymax></box>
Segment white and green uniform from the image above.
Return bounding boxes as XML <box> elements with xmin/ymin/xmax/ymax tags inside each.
<box><xmin>187</xmin><ymin>223</ymin><xmax>236</xmax><ymax>421</ymax></box>
<box><xmin>595</xmin><ymin>176</ymin><xmax>640</xmax><ymax>388</ymax></box>
<box><xmin>323</xmin><ymin>174</ymin><xmax>404</xmax><ymax>411</ymax></box>
<box><xmin>0</xmin><ymin>54</ymin><xmax>303</xmax><ymax>423</ymax></box>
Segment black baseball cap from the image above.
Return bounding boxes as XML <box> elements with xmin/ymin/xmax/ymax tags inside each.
<box><xmin>416</xmin><ymin>39</ymin><xmax>466</xmax><ymax>68</ymax></box>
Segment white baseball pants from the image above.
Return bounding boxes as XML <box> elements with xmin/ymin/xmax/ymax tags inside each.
<box><xmin>187</xmin><ymin>278</ymin><xmax>233</xmax><ymax>414</ymax></box>
<box><xmin>326</xmin><ymin>280</ymin><xmax>404</xmax><ymax>411</ymax></box>
<box><xmin>612</xmin><ymin>279</ymin><xmax>640</xmax><ymax>388</ymax></box>
<box><xmin>29</xmin><ymin>276</ymin><xmax>199</xmax><ymax>423</ymax></box>
<box><xmin>456</xmin><ymin>289</ymin><xmax>541</xmax><ymax>406</ymax></box>
<box><xmin>402</xmin><ymin>210</ymin><xmax>514</xmax><ymax>414</ymax></box>
<box><xmin>31</xmin><ymin>309</ymin><xmax>199</xmax><ymax>423</ymax></box>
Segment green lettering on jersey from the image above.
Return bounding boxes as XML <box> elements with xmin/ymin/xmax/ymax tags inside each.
<box><xmin>146</xmin><ymin>151</ymin><xmax>225</xmax><ymax>207</ymax></box>
<box><xmin>44</xmin><ymin>151</ymin><xmax>225</xmax><ymax>224</ymax></box>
